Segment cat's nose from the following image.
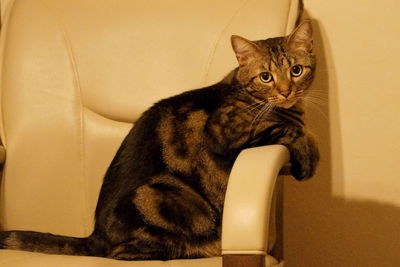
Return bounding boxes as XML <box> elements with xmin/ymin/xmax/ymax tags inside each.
<box><xmin>280</xmin><ymin>90</ymin><xmax>291</xmax><ymax>98</ymax></box>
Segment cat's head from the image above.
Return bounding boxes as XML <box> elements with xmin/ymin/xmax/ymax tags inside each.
<box><xmin>231</xmin><ymin>20</ymin><xmax>315</xmax><ymax>109</ymax></box>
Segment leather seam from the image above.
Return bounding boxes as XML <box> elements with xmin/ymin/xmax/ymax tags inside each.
<box><xmin>59</xmin><ymin>22</ymin><xmax>90</xmax><ymax>237</ymax></box>
<box><xmin>83</xmin><ymin>105</ymin><xmax>134</xmax><ymax>124</ymax></box>
<box><xmin>83</xmin><ymin>106</ymin><xmax>133</xmax><ymax>127</ymax></box>
<box><xmin>0</xmin><ymin>0</ymin><xmax>17</xmax><ymax>148</ymax></box>
<box><xmin>202</xmin><ymin>0</ymin><xmax>250</xmax><ymax>84</ymax></box>
<box><xmin>42</xmin><ymin>0</ymin><xmax>90</xmax><ymax>236</ymax></box>
<box><xmin>284</xmin><ymin>0</ymin><xmax>294</xmax><ymax>36</ymax></box>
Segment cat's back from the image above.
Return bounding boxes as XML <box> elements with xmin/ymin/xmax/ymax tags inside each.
<box><xmin>126</xmin><ymin>82</ymin><xmax>230</xmax><ymax>150</ymax></box>
<box><xmin>95</xmin><ymin>82</ymin><xmax>232</xmax><ymax>234</ymax></box>
<box><xmin>104</xmin><ymin>82</ymin><xmax>231</xmax><ymax>183</ymax></box>
<box><xmin>154</xmin><ymin>82</ymin><xmax>230</xmax><ymax>115</ymax></box>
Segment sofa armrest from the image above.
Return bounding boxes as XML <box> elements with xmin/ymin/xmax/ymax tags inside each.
<box><xmin>221</xmin><ymin>145</ymin><xmax>289</xmax><ymax>256</ymax></box>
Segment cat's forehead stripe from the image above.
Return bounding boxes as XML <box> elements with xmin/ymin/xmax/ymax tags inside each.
<box><xmin>266</xmin><ymin>44</ymin><xmax>290</xmax><ymax>70</ymax></box>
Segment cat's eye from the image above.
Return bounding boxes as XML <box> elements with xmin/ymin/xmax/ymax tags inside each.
<box><xmin>291</xmin><ymin>65</ymin><xmax>303</xmax><ymax>77</ymax></box>
<box><xmin>259</xmin><ymin>72</ymin><xmax>273</xmax><ymax>83</ymax></box>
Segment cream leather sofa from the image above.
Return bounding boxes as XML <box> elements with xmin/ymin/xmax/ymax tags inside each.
<box><xmin>0</xmin><ymin>0</ymin><xmax>300</xmax><ymax>266</ymax></box>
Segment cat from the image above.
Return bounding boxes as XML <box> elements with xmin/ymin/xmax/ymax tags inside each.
<box><xmin>0</xmin><ymin>20</ymin><xmax>319</xmax><ymax>260</ymax></box>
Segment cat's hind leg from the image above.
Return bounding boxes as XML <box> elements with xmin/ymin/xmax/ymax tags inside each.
<box><xmin>132</xmin><ymin>174</ymin><xmax>218</xmax><ymax>238</ymax></box>
<box><xmin>111</xmin><ymin>174</ymin><xmax>220</xmax><ymax>260</ymax></box>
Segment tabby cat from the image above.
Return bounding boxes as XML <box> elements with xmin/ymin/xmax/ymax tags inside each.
<box><xmin>0</xmin><ymin>20</ymin><xmax>319</xmax><ymax>260</ymax></box>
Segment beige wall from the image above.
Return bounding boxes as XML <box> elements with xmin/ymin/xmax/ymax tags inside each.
<box><xmin>283</xmin><ymin>0</ymin><xmax>400</xmax><ymax>266</ymax></box>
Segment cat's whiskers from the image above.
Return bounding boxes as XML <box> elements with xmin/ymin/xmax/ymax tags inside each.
<box><xmin>302</xmin><ymin>93</ymin><xmax>328</xmax><ymax>107</ymax></box>
<box><xmin>249</xmin><ymin>102</ymin><xmax>276</xmax><ymax>139</ymax></box>
<box><xmin>298</xmin><ymin>95</ymin><xmax>328</xmax><ymax>120</ymax></box>
<box><xmin>245</xmin><ymin>101</ymin><xmax>266</xmax><ymax>115</ymax></box>
<box><xmin>300</xmin><ymin>88</ymin><xmax>328</xmax><ymax>105</ymax></box>
<box><xmin>305</xmin><ymin>88</ymin><xmax>326</xmax><ymax>93</ymax></box>
<box><xmin>236</xmin><ymin>98</ymin><xmax>268</xmax><ymax>116</ymax></box>
<box><xmin>253</xmin><ymin>103</ymin><xmax>275</xmax><ymax>138</ymax></box>
<box><xmin>304</xmin><ymin>89</ymin><xmax>328</xmax><ymax>100</ymax></box>
<box><xmin>236</xmin><ymin>90</ymin><xmax>268</xmax><ymax>115</ymax></box>
<box><xmin>247</xmin><ymin>106</ymin><xmax>266</xmax><ymax>140</ymax></box>
<box><xmin>304</xmin><ymin>91</ymin><xmax>327</xmax><ymax>98</ymax></box>
<box><xmin>305</xmin><ymin>96</ymin><xmax>327</xmax><ymax>106</ymax></box>
<box><xmin>307</xmin><ymin>97</ymin><xmax>327</xmax><ymax>107</ymax></box>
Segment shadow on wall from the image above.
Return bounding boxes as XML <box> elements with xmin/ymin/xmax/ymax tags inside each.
<box><xmin>282</xmin><ymin>17</ymin><xmax>400</xmax><ymax>267</ymax></box>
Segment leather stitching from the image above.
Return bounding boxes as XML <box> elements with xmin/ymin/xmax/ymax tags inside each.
<box><xmin>0</xmin><ymin>0</ymin><xmax>18</xmax><ymax>147</ymax></box>
<box><xmin>284</xmin><ymin>0</ymin><xmax>294</xmax><ymax>35</ymax></box>
<box><xmin>202</xmin><ymin>0</ymin><xmax>250</xmax><ymax>84</ymax></box>
<box><xmin>41</xmin><ymin>0</ymin><xmax>90</xmax><ymax>236</ymax></box>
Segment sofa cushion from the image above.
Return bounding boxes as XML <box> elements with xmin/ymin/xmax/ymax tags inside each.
<box><xmin>0</xmin><ymin>250</ymin><xmax>221</xmax><ymax>267</ymax></box>
<box><xmin>0</xmin><ymin>250</ymin><xmax>284</xmax><ymax>266</ymax></box>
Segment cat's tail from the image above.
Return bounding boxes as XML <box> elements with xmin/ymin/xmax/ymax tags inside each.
<box><xmin>0</xmin><ymin>230</ymin><xmax>94</xmax><ymax>256</ymax></box>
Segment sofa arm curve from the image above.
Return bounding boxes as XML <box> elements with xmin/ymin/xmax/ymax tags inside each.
<box><xmin>221</xmin><ymin>145</ymin><xmax>289</xmax><ymax>255</ymax></box>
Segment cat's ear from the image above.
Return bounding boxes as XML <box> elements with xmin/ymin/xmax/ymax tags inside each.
<box><xmin>231</xmin><ymin>35</ymin><xmax>261</xmax><ymax>66</ymax></box>
<box><xmin>286</xmin><ymin>20</ymin><xmax>313</xmax><ymax>52</ymax></box>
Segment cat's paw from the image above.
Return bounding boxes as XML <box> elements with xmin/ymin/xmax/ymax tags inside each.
<box><xmin>289</xmin><ymin>135</ymin><xmax>319</xmax><ymax>181</ymax></box>
<box><xmin>290</xmin><ymin>152</ymin><xmax>318</xmax><ymax>180</ymax></box>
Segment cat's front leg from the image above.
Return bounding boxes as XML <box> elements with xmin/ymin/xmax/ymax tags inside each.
<box><xmin>277</xmin><ymin>127</ymin><xmax>319</xmax><ymax>180</ymax></box>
